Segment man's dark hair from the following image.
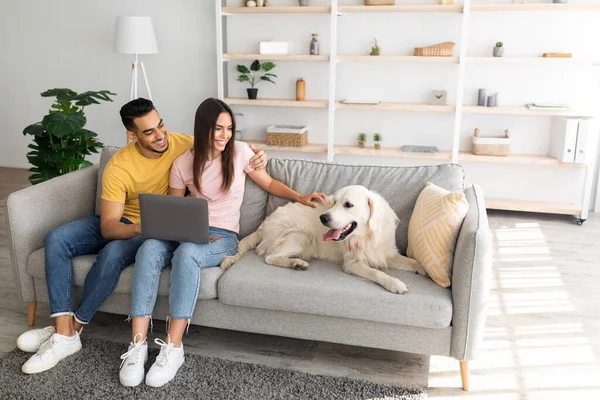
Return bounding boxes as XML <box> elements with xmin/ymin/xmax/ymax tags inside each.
<box><xmin>120</xmin><ymin>98</ymin><xmax>155</xmax><ymax>131</ymax></box>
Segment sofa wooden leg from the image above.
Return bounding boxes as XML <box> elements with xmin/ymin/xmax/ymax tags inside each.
<box><xmin>28</xmin><ymin>301</ymin><xmax>37</xmax><ymax>327</ymax></box>
<box><xmin>460</xmin><ymin>360</ymin><xmax>470</xmax><ymax>391</ymax></box>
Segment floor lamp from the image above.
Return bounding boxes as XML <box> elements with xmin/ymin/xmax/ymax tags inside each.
<box><xmin>113</xmin><ymin>16</ymin><xmax>158</xmax><ymax>101</ymax></box>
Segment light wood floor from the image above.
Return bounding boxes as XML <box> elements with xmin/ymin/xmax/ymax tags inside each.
<box><xmin>1</xmin><ymin>166</ymin><xmax>599</xmax><ymax>399</ymax></box>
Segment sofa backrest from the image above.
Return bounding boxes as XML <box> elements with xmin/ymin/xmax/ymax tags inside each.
<box><xmin>94</xmin><ymin>148</ymin><xmax>465</xmax><ymax>250</ymax></box>
<box><xmin>265</xmin><ymin>159</ymin><xmax>465</xmax><ymax>254</ymax></box>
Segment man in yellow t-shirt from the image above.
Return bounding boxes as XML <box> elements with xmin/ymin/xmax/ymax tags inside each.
<box><xmin>17</xmin><ymin>98</ymin><xmax>267</xmax><ymax>374</ymax></box>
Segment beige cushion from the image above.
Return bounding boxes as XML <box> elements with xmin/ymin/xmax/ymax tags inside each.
<box><xmin>407</xmin><ymin>182</ymin><xmax>469</xmax><ymax>287</ymax></box>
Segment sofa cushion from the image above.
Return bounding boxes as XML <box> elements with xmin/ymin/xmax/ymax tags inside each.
<box><xmin>407</xmin><ymin>182</ymin><xmax>470</xmax><ymax>288</ymax></box>
<box><xmin>265</xmin><ymin>159</ymin><xmax>464</xmax><ymax>254</ymax></box>
<box><xmin>93</xmin><ymin>146</ymin><xmax>268</xmax><ymax>239</ymax></box>
<box><xmin>27</xmin><ymin>248</ymin><xmax>222</xmax><ymax>300</ymax></box>
<box><xmin>218</xmin><ymin>252</ymin><xmax>453</xmax><ymax>329</ymax></box>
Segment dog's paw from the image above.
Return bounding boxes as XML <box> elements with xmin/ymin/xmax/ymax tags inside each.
<box><xmin>385</xmin><ymin>278</ymin><xmax>408</xmax><ymax>294</ymax></box>
<box><xmin>292</xmin><ymin>260</ymin><xmax>309</xmax><ymax>270</ymax></box>
<box><xmin>220</xmin><ymin>256</ymin><xmax>236</xmax><ymax>271</ymax></box>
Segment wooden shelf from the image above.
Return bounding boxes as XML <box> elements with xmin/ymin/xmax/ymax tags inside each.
<box><xmin>338</xmin><ymin>5</ymin><xmax>463</xmax><ymax>13</ymax></box>
<box><xmin>222</xmin><ymin>6</ymin><xmax>330</xmax><ymax>14</ymax></box>
<box><xmin>225</xmin><ymin>97</ymin><xmax>328</xmax><ymax>108</ymax></box>
<box><xmin>467</xmin><ymin>56</ymin><xmax>598</xmax><ymax>66</ymax></box>
<box><xmin>337</xmin><ymin>55</ymin><xmax>459</xmax><ymax>64</ymax></box>
<box><xmin>337</xmin><ymin>102</ymin><xmax>455</xmax><ymax>113</ymax></box>
<box><xmin>459</xmin><ymin>152</ymin><xmax>586</xmax><ymax>167</ymax></box>
<box><xmin>240</xmin><ymin>140</ymin><xmax>328</xmax><ymax>154</ymax></box>
<box><xmin>335</xmin><ymin>145</ymin><xmax>452</xmax><ymax>161</ymax></box>
<box><xmin>471</xmin><ymin>4</ymin><xmax>600</xmax><ymax>12</ymax></box>
<box><xmin>462</xmin><ymin>105</ymin><xmax>593</xmax><ymax>118</ymax></box>
<box><xmin>485</xmin><ymin>197</ymin><xmax>582</xmax><ymax>216</ymax></box>
<box><xmin>224</xmin><ymin>54</ymin><xmax>329</xmax><ymax>61</ymax></box>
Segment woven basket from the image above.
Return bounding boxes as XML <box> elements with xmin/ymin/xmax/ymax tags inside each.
<box><xmin>267</xmin><ymin>132</ymin><xmax>308</xmax><ymax>147</ymax></box>
<box><xmin>414</xmin><ymin>42</ymin><xmax>455</xmax><ymax>57</ymax></box>
<box><xmin>365</xmin><ymin>0</ymin><xmax>395</xmax><ymax>5</ymax></box>
<box><xmin>266</xmin><ymin>125</ymin><xmax>308</xmax><ymax>147</ymax></box>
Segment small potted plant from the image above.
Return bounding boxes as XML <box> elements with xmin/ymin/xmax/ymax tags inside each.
<box><xmin>358</xmin><ymin>132</ymin><xmax>366</xmax><ymax>148</ymax></box>
<box><xmin>373</xmin><ymin>133</ymin><xmax>382</xmax><ymax>150</ymax></box>
<box><xmin>237</xmin><ymin>60</ymin><xmax>277</xmax><ymax>99</ymax></box>
<box><xmin>370</xmin><ymin>38</ymin><xmax>380</xmax><ymax>56</ymax></box>
<box><xmin>493</xmin><ymin>42</ymin><xmax>504</xmax><ymax>57</ymax></box>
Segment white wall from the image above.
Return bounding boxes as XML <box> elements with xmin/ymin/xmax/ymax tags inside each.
<box><xmin>1</xmin><ymin>0</ymin><xmax>216</xmax><ymax>169</ymax></box>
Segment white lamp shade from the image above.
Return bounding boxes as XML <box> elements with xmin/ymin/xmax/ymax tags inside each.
<box><xmin>114</xmin><ymin>16</ymin><xmax>158</xmax><ymax>55</ymax></box>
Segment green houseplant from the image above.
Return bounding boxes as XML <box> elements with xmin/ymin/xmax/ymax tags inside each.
<box><xmin>493</xmin><ymin>41</ymin><xmax>504</xmax><ymax>57</ymax></box>
<box><xmin>358</xmin><ymin>132</ymin><xmax>366</xmax><ymax>148</ymax></box>
<box><xmin>237</xmin><ymin>60</ymin><xmax>277</xmax><ymax>99</ymax></box>
<box><xmin>22</xmin><ymin>88</ymin><xmax>115</xmax><ymax>185</ymax></box>
<box><xmin>373</xmin><ymin>133</ymin><xmax>382</xmax><ymax>150</ymax></box>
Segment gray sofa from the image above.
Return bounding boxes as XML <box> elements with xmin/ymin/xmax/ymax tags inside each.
<box><xmin>6</xmin><ymin>147</ymin><xmax>491</xmax><ymax>391</ymax></box>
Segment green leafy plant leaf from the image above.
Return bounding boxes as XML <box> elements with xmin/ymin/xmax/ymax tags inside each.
<box><xmin>42</xmin><ymin>113</ymin><xmax>86</xmax><ymax>138</ymax></box>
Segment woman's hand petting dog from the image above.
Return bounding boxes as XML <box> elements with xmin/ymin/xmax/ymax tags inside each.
<box><xmin>297</xmin><ymin>192</ymin><xmax>327</xmax><ymax>208</ymax></box>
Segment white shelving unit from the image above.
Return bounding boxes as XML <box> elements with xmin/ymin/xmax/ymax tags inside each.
<box><xmin>216</xmin><ymin>1</ymin><xmax>600</xmax><ymax>221</ymax></box>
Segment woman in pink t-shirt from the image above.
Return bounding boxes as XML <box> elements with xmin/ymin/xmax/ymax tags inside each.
<box><xmin>120</xmin><ymin>98</ymin><xmax>324</xmax><ymax>388</ymax></box>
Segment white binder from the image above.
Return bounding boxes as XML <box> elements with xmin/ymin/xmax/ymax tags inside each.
<box><xmin>550</xmin><ymin>117</ymin><xmax>580</xmax><ymax>163</ymax></box>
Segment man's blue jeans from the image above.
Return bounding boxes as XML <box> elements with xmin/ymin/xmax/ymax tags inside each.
<box><xmin>44</xmin><ymin>214</ymin><xmax>146</xmax><ymax>324</ymax></box>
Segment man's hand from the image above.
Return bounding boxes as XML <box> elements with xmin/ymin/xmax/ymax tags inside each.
<box><xmin>297</xmin><ymin>192</ymin><xmax>327</xmax><ymax>208</ymax></box>
<box><xmin>248</xmin><ymin>143</ymin><xmax>268</xmax><ymax>170</ymax></box>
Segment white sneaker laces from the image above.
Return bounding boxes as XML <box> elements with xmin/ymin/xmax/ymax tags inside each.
<box><xmin>153</xmin><ymin>337</ymin><xmax>175</xmax><ymax>368</ymax></box>
<box><xmin>120</xmin><ymin>333</ymin><xmax>146</xmax><ymax>369</ymax></box>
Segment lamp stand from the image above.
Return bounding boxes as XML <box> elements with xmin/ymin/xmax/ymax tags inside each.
<box><xmin>129</xmin><ymin>54</ymin><xmax>153</xmax><ymax>101</ymax></box>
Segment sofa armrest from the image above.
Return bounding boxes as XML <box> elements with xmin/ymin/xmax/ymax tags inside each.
<box><xmin>450</xmin><ymin>184</ymin><xmax>492</xmax><ymax>361</ymax></box>
<box><xmin>6</xmin><ymin>165</ymin><xmax>98</xmax><ymax>302</ymax></box>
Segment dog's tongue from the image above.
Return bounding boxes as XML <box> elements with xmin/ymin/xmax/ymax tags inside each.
<box><xmin>323</xmin><ymin>229</ymin><xmax>343</xmax><ymax>242</ymax></box>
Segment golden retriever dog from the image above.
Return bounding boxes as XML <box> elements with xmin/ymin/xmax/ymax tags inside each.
<box><xmin>220</xmin><ymin>185</ymin><xmax>426</xmax><ymax>294</ymax></box>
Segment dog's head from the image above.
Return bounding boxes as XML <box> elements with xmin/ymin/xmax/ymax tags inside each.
<box><xmin>320</xmin><ymin>185</ymin><xmax>396</xmax><ymax>242</ymax></box>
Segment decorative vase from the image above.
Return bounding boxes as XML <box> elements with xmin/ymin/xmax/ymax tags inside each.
<box><xmin>493</xmin><ymin>47</ymin><xmax>504</xmax><ymax>57</ymax></box>
<box><xmin>247</xmin><ymin>88</ymin><xmax>258</xmax><ymax>100</ymax></box>
<box><xmin>358</xmin><ymin>141</ymin><xmax>365</xmax><ymax>148</ymax></box>
<box><xmin>478</xmin><ymin>88</ymin><xmax>487</xmax><ymax>106</ymax></box>
<box><xmin>299</xmin><ymin>0</ymin><xmax>309</xmax><ymax>5</ymax></box>
<box><xmin>257</xmin><ymin>0</ymin><xmax>264</xmax><ymax>6</ymax></box>
<box><xmin>296</xmin><ymin>78</ymin><xmax>306</xmax><ymax>101</ymax></box>
<box><xmin>374</xmin><ymin>143</ymin><xmax>381</xmax><ymax>150</ymax></box>
<box><xmin>553</xmin><ymin>0</ymin><xmax>567</xmax><ymax>3</ymax></box>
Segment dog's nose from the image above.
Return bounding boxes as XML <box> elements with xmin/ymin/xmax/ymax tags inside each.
<box><xmin>320</xmin><ymin>213</ymin><xmax>330</xmax><ymax>226</ymax></box>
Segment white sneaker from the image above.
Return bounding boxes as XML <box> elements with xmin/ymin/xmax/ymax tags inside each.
<box><xmin>17</xmin><ymin>326</ymin><xmax>55</xmax><ymax>353</ymax></box>
<box><xmin>145</xmin><ymin>337</ymin><xmax>185</xmax><ymax>387</ymax></box>
<box><xmin>119</xmin><ymin>333</ymin><xmax>148</xmax><ymax>387</ymax></box>
<box><xmin>21</xmin><ymin>331</ymin><xmax>82</xmax><ymax>374</ymax></box>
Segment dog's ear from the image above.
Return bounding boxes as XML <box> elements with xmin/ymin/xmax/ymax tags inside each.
<box><xmin>367</xmin><ymin>194</ymin><xmax>385</xmax><ymax>232</ymax></box>
<box><xmin>323</xmin><ymin>195</ymin><xmax>335</xmax><ymax>208</ymax></box>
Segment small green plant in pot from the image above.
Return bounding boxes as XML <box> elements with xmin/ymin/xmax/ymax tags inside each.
<box><xmin>358</xmin><ymin>132</ymin><xmax>367</xmax><ymax>148</ymax></box>
<box><xmin>237</xmin><ymin>60</ymin><xmax>277</xmax><ymax>99</ymax></box>
<box><xmin>370</xmin><ymin>38</ymin><xmax>380</xmax><ymax>56</ymax></box>
<box><xmin>493</xmin><ymin>42</ymin><xmax>504</xmax><ymax>57</ymax></box>
<box><xmin>22</xmin><ymin>88</ymin><xmax>115</xmax><ymax>185</ymax></box>
<box><xmin>373</xmin><ymin>133</ymin><xmax>382</xmax><ymax>150</ymax></box>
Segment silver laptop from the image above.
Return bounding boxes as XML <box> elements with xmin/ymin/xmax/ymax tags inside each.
<box><xmin>139</xmin><ymin>193</ymin><xmax>210</xmax><ymax>244</ymax></box>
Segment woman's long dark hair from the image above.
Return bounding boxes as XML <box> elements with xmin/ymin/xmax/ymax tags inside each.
<box><xmin>192</xmin><ymin>98</ymin><xmax>236</xmax><ymax>195</ymax></box>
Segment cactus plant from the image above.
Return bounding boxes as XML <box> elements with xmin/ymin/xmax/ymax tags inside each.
<box><xmin>495</xmin><ymin>42</ymin><xmax>503</xmax><ymax>48</ymax></box>
<box><xmin>493</xmin><ymin>42</ymin><xmax>504</xmax><ymax>57</ymax></box>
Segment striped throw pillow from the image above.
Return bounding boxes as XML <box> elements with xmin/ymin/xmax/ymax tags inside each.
<box><xmin>407</xmin><ymin>182</ymin><xmax>469</xmax><ymax>287</ymax></box>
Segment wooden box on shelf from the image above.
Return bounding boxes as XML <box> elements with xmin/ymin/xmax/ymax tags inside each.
<box><xmin>266</xmin><ymin>124</ymin><xmax>308</xmax><ymax>147</ymax></box>
<box><xmin>472</xmin><ymin>128</ymin><xmax>511</xmax><ymax>156</ymax></box>
<box><xmin>365</xmin><ymin>0</ymin><xmax>395</xmax><ymax>5</ymax></box>
<box><xmin>414</xmin><ymin>42</ymin><xmax>455</xmax><ymax>57</ymax></box>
